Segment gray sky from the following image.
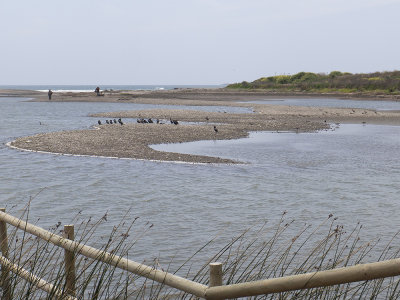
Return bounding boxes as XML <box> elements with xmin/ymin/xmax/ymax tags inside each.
<box><xmin>1</xmin><ymin>0</ymin><xmax>399</xmax><ymax>85</ymax></box>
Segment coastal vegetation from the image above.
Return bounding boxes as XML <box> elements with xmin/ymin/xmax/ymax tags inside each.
<box><xmin>227</xmin><ymin>71</ymin><xmax>400</xmax><ymax>94</ymax></box>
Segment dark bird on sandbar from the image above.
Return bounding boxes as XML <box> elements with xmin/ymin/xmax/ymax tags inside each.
<box><xmin>114</xmin><ymin>119</ymin><xmax>117</xmax><ymax>124</ymax></box>
<box><xmin>156</xmin><ymin>119</ymin><xmax>160</xmax><ymax>124</ymax></box>
<box><xmin>148</xmin><ymin>118</ymin><xmax>153</xmax><ymax>123</ymax></box>
<box><xmin>214</xmin><ymin>125</ymin><xmax>218</xmax><ymax>133</ymax></box>
<box><xmin>98</xmin><ymin>120</ymin><xmax>102</xmax><ymax>125</ymax></box>
<box><xmin>118</xmin><ymin>118</ymin><xmax>123</xmax><ymax>125</ymax></box>
<box><xmin>170</xmin><ymin>118</ymin><xmax>179</xmax><ymax>125</ymax></box>
<box><xmin>106</xmin><ymin>120</ymin><xmax>110</xmax><ymax>124</ymax></box>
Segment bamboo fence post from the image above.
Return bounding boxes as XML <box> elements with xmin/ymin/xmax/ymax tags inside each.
<box><xmin>0</xmin><ymin>254</ymin><xmax>77</xmax><ymax>300</ymax></box>
<box><xmin>63</xmin><ymin>225</ymin><xmax>76</xmax><ymax>297</ymax></box>
<box><xmin>209</xmin><ymin>262</ymin><xmax>223</xmax><ymax>299</ymax></box>
<box><xmin>0</xmin><ymin>208</ymin><xmax>11</xmax><ymax>300</ymax></box>
<box><xmin>0</xmin><ymin>210</ymin><xmax>208</xmax><ymax>298</ymax></box>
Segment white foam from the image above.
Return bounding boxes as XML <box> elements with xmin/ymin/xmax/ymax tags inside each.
<box><xmin>36</xmin><ymin>89</ymin><xmax>94</xmax><ymax>93</ymax></box>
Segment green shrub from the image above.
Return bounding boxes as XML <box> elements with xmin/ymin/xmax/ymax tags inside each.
<box><xmin>226</xmin><ymin>71</ymin><xmax>400</xmax><ymax>94</ymax></box>
<box><xmin>329</xmin><ymin>71</ymin><xmax>343</xmax><ymax>79</ymax></box>
<box><xmin>275</xmin><ymin>75</ymin><xmax>291</xmax><ymax>84</ymax></box>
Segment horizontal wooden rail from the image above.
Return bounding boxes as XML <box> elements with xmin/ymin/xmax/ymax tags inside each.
<box><xmin>0</xmin><ymin>211</ymin><xmax>208</xmax><ymax>298</ymax></box>
<box><xmin>0</xmin><ymin>254</ymin><xmax>77</xmax><ymax>300</ymax></box>
<box><xmin>205</xmin><ymin>258</ymin><xmax>400</xmax><ymax>299</ymax></box>
<box><xmin>3</xmin><ymin>209</ymin><xmax>400</xmax><ymax>300</ymax></box>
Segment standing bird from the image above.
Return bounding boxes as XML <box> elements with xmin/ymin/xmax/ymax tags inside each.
<box><xmin>118</xmin><ymin>118</ymin><xmax>124</xmax><ymax>125</ymax></box>
<box><xmin>114</xmin><ymin>119</ymin><xmax>117</xmax><ymax>124</ymax></box>
<box><xmin>106</xmin><ymin>120</ymin><xmax>110</xmax><ymax>124</ymax></box>
<box><xmin>170</xmin><ymin>118</ymin><xmax>178</xmax><ymax>125</ymax></box>
<box><xmin>214</xmin><ymin>126</ymin><xmax>218</xmax><ymax>133</ymax></box>
<box><xmin>170</xmin><ymin>118</ymin><xmax>179</xmax><ymax>125</ymax></box>
<box><xmin>98</xmin><ymin>120</ymin><xmax>102</xmax><ymax>125</ymax></box>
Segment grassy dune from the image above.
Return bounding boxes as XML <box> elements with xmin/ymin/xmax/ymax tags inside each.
<box><xmin>227</xmin><ymin>71</ymin><xmax>400</xmax><ymax>95</ymax></box>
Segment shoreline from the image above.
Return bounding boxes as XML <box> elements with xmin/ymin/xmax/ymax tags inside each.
<box><xmin>4</xmin><ymin>88</ymin><xmax>400</xmax><ymax>164</ymax></box>
<box><xmin>2</xmin><ymin>87</ymin><xmax>400</xmax><ymax>101</ymax></box>
<box><xmin>6</xmin><ymin>141</ymin><xmax>220</xmax><ymax>165</ymax></box>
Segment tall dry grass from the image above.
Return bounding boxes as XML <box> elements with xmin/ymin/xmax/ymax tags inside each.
<box><xmin>2</xmin><ymin>206</ymin><xmax>400</xmax><ymax>299</ymax></box>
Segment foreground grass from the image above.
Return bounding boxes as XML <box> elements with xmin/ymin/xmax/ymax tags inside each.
<box><xmin>2</xmin><ymin>207</ymin><xmax>400</xmax><ymax>299</ymax></box>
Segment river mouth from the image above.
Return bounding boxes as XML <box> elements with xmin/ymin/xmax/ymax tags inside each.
<box><xmin>2</xmin><ymin>96</ymin><xmax>400</xmax><ymax>275</ymax></box>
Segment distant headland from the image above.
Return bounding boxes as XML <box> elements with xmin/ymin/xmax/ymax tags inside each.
<box><xmin>226</xmin><ymin>71</ymin><xmax>400</xmax><ymax>98</ymax></box>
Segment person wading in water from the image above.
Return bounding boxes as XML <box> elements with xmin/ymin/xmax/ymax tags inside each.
<box><xmin>48</xmin><ymin>89</ymin><xmax>53</xmax><ymax>100</ymax></box>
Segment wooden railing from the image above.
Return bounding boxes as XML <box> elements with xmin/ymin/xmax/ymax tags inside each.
<box><xmin>1</xmin><ymin>208</ymin><xmax>400</xmax><ymax>299</ymax></box>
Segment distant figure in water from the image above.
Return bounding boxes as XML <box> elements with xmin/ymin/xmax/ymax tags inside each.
<box><xmin>48</xmin><ymin>89</ymin><xmax>53</xmax><ymax>100</ymax></box>
<box><xmin>95</xmin><ymin>87</ymin><xmax>100</xmax><ymax>96</ymax></box>
<box><xmin>98</xmin><ymin>120</ymin><xmax>102</xmax><ymax>125</ymax></box>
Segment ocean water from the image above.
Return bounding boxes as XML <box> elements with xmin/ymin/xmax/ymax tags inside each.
<box><xmin>1</xmin><ymin>96</ymin><xmax>400</xmax><ymax>278</ymax></box>
<box><xmin>0</xmin><ymin>84</ymin><xmax>223</xmax><ymax>93</ymax></box>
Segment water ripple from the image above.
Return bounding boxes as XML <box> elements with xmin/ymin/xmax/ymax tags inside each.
<box><xmin>2</xmin><ymin>97</ymin><xmax>400</xmax><ymax>270</ymax></box>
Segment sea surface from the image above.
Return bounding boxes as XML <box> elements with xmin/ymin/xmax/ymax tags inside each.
<box><xmin>0</xmin><ymin>84</ymin><xmax>223</xmax><ymax>93</ymax></box>
<box><xmin>1</xmin><ymin>95</ymin><xmax>400</xmax><ymax>278</ymax></box>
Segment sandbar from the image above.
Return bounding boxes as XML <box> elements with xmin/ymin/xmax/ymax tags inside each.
<box><xmin>4</xmin><ymin>89</ymin><xmax>400</xmax><ymax>164</ymax></box>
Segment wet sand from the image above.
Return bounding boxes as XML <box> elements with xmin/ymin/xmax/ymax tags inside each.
<box><xmin>5</xmin><ymin>89</ymin><xmax>400</xmax><ymax>163</ymax></box>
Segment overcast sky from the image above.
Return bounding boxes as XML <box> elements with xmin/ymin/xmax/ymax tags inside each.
<box><xmin>1</xmin><ymin>0</ymin><xmax>399</xmax><ymax>85</ymax></box>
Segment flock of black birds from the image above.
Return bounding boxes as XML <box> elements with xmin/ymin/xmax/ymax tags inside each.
<box><xmin>136</xmin><ymin>118</ymin><xmax>179</xmax><ymax>125</ymax></box>
<box><xmin>97</xmin><ymin>118</ymin><xmax>124</xmax><ymax>126</ymax></box>
<box><xmin>137</xmin><ymin>118</ymin><xmax>158</xmax><ymax>124</ymax></box>
<box><xmin>96</xmin><ymin>117</ymin><xmax>220</xmax><ymax>133</ymax></box>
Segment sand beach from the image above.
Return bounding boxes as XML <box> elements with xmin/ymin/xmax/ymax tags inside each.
<box><xmin>5</xmin><ymin>88</ymin><xmax>400</xmax><ymax>163</ymax></box>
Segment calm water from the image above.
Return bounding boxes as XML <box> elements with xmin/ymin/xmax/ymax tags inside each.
<box><xmin>1</xmin><ymin>96</ymin><xmax>400</xmax><ymax>275</ymax></box>
<box><xmin>248</xmin><ymin>98</ymin><xmax>400</xmax><ymax>111</ymax></box>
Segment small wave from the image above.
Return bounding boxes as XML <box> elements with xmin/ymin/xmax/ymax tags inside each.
<box><xmin>36</xmin><ymin>89</ymin><xmax>94</xmax><ymax>93</ymax></box>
